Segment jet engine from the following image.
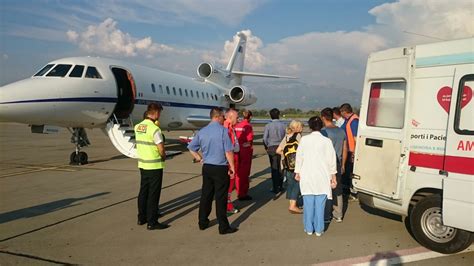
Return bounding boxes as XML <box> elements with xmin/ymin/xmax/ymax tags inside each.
<box><xmin>228</xmin><ymin>85</ymin><xmax>257</xmax><ymax>106</ymax></box>
<box><xmin>197</xmin><ymin>63</ymin><xmax>216</xmax><ymax>79</ymax></box>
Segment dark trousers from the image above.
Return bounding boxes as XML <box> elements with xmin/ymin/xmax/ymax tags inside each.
<box><xmin>267</xmin><ymin>146</ymin><xmax>282</xmax><ymax>192</ymax></box>
<box><xmin>342</xmin><ymin>152</ymin><xmax>355</xmax><ymax>194</ymax></box>
<box><xmin>138</xmin><ymin>168</ymin><xmax>163</xmax><ymax>225</ymax></box>
<box><xmin>199</xmin><ymin>164</ymin><xmax>231</xmax><ymax>231</ymax></box>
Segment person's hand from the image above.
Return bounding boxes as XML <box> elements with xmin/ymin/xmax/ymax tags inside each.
<box><xmin>295</xmin><ymin>173</ymin><xmax>300</xmax><ymax>181</ymax></box>
<box><xmin>331</xmin><ymin>176</ymin><xmax>337</xmax><ymax>189</ymax></box>
<box><xmin>228</xmin><ymin>169</ymin><xmax>235</xmax><ymax>179</ymax></box>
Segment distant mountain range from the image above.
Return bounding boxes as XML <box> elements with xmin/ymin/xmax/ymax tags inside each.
<box><xmin>244</xmin><ymin>80</ymin><xmax>362</xmax><ymax>110</ymax></box>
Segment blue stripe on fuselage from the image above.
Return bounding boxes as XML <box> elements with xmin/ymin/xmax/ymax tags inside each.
<box><xmin>0</xmin><ymin>97</ymin><xmax>222</xmax><ymax>110</ymax></box>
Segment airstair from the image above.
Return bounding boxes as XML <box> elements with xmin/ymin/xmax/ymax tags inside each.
<box><xmin>105</xmin><ymin>115</ymin><xmax>138</xmax><ymax>158</ymax></box>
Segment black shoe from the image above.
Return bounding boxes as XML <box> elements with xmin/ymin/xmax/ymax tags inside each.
<box><xmin>238</xmin><ymin>195</ymin><xmax>253</xmax><ymax>201</ymax></box>
<box><xmin>147</xmin><ymin>222</ymin><xmax>169</xmax><ymax>230</ymax></box>
<box><xmin>199</xmin><ymin>223</ymin><xmax>209</xmax><ymax>230</ymax></box>
<box><xmin>219</xmin><ymin>227</ymin><xmax>238</xmax><ymax>235</ymax></box>
<box><xmin>137</xmin><ymin>220</ymin><xmax>146</xmax><ymax>226</ymax></box>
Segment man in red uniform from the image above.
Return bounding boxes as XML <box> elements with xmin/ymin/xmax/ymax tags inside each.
<box><xmin>234</xmin><ymin>110</ymin><xmax>254</xmax><ymax>201</ymax></box>
<box><xmin>224</xmin><ymin>109</ymin><xmax>240</xmax><ymax>214</ymax></box>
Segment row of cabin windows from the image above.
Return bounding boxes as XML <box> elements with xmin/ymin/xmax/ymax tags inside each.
<box><xmin>34</xmin><ymin>64</ymin><xmax>102</xmax><ymax>79</ymax></box>
<box><xmin>151</xmin><ymin>83</ymin><xmax>219</xmax><ymax>101</ymax></box>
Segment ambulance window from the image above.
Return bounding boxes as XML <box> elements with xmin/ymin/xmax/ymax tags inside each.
<box><xmin>159</xmin><ymin>84</ymin><xmax>163</xmax><ymax>94</ymax></box>
<box><xmin>166</xmin><ymin>86</ymin><xmax>170</xmax><ymax>94</ymax></box>
<box><xmin>34</xmin><ymin>64</ymin><xmax>54</xmax><ymax>76</ymax></box>
<box><xmin>69</xmin><ymin>65</ymin><xmax>84</xmax><ymax>77</ymax></box>
<box><xmin>185</xmin><ymin>89</ymin><xmax>189</xmax><ymax>97</ymax></box>
<box><xmin>366</xmin><ymin>81</ymin><xmax>406</xmax><ymax>129</ymax></box>
<box><xmin>85</xmin><ymin>66</ymin><xmax>102</xmax><ymax>79</ymax></box>
<box><xmin>151</xmin><ymin>83</ymin><xmax>156</xmax><ymax>93</ymax></box>
<box><xmin>46</xmin><ymin>64</ymin><xmax>72</xmax><ymax>77</ymax></box>
<box><xmin>454</xmin><ymin>75</ymin><xmax>474</xmax><ymax>135</ymax></box>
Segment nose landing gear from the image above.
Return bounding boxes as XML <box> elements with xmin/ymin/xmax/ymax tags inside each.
<box><xmin>69</xmin><ymin>128</ymin><xmax>90</xmax><ymax>165</ymax></box>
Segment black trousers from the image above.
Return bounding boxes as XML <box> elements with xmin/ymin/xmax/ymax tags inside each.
<box><xmin>267</xmin><ymin>146</ymin><xmax>283</xmax><ymax>191</ymax></box>
<box><xmin>199</xmin><ymin>164</ymin><xmax>230</xmax><ymax>231</ymax></box>
<box><xmin>138</xmin><ymin>168</ymin><xmax>163</xmax><ymax>225</ymax></box>
<box><xmin>342</xmin><ymin>152</ymin><xmax>354</xmax><ymax>194</ymax></box>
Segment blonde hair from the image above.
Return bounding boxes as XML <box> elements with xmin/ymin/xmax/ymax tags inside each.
<box><xmin>286</xmin><ymin>120</ymin><xmax>304</xmax><ymax>134</ymax></box>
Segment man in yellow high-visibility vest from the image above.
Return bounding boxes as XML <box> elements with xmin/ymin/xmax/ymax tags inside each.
<box><xmin>135</xmin><ymin>103</ymin><xmax>169</xmax><ymax>230</ymax></box>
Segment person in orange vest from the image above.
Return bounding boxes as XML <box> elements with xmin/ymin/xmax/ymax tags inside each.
<box><xmin>224</xmin><ymin>109</ymin><xmax>240</xmax><ymax>214</ymax></box>
<box><xmin>340</xmin><ymin>103</ymin><xmax>359</xmax><ymax>201</ymax></box>
<box><xmin>234</xmin><ymin>110</ymin><xmax>254</xmax><ymax>201</ymax></box>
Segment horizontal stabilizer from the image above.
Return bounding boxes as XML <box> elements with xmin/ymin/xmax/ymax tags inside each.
<box><xmin>232</xmin><ymin>71</ymin><xmax>297</xmax><ymax>79</ymax></box>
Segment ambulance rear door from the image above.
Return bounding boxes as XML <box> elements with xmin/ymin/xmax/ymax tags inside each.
<box><xmin>442</xmin><ymin>64</ymin><xmax>474</xmax><ymax>231</ymax></box>
<box><xmin>353</xmin><ymin>48</ymin><xmax>412</xmax><ymax>199</ymax></box>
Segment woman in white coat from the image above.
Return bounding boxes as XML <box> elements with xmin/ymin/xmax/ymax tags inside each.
<box><xmin>295</xmin><ymin>116</ymin><xmax>337</xmax><ymax>236</ymax></box>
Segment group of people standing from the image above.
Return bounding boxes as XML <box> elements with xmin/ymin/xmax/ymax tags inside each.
<box><xmin>133</xmin><ymin>102</ymin><xmax>359</xmax><ymax>236</ymax></box>
<box><xmin>263</xmin><ymin>104</ymin><xmax>359</xmax><ymax>236</ymax></box>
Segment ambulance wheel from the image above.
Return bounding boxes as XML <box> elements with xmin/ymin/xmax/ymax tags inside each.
<box><xmin>409</xmin><ymin>194</ymin><xmax>473</xmax><ymax>254</ymax></box>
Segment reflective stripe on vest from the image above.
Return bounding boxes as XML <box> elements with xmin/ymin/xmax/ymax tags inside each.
<box><xmin>345</xmin><ymin>114</ymin><xmax>359</xmax><ymax>153</ymax></box>
<box><xmin>134</xmin><ymin>119</ymin><xmax>164</xmax><ymax>170</ymax></box>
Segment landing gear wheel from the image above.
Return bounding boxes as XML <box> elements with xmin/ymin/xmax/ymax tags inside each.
<box><xmin>409</xmin><ymin>194</ymin><xmax>473</xmax><ymax>254</ymax></box>
<box><xmin>70</xmin><ymin>152</ymin><xmax>88</xmax><ymax>165</ymax></box>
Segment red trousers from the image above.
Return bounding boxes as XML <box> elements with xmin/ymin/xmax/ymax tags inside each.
<box><xmin>227</xmin><ymin>148</ymin><xmax>253</xmax><ymax>211</ymax></box>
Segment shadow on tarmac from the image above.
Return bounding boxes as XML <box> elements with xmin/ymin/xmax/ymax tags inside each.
<box><xmin>369</xmin><ymin>251</ymin><xmax>401</xmax><ymax>265</ymax></box>
<box><xmin>0</xmin><ymin>192</ymin><xmax>110</xmax><ymax>224</ymax></box>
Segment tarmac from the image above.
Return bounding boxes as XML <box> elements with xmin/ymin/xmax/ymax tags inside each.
<box><xmin>0</xmin><ymin>122</ymin><xmax>472</xmax><ymax>265</ymax></box>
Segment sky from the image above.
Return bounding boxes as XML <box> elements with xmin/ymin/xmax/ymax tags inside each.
<box><xmin>1</xmin><ymin>0</ymin><xmax>473</xmax><ymax>109</ymax></box>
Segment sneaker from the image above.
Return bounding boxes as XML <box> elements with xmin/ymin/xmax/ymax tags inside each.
<box><xmin>333</xmin><ymin>217</ymin><xmax>343</xmax><ymax>223</ymax></box>
<box><xmin>315</xmin><ymin>232</ymin><xmax>322</xmax><ymax>237</ymax></box>
<box><xmin>348</xmin><ymin>195</ymin><xmax>358</xmax><ymax>202</ymax></box>
<box><xmin>306</xmin><ymin>231</ymin><xmax>313</xmax><ymax>236</ymax></box>
<box><xmin>227</xmin><ymin>208</ymin><xmax>239</xmax><ymax>215</ymax></box>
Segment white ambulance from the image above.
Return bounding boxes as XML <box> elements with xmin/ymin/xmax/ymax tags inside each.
<box><xmin>353</xmin><ymin>37</ymin><xmax>473</xmax><ymax>254</ymax></box>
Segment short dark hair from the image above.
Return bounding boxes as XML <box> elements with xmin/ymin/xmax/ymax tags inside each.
<box><xmin>145</xmin><ymin>102</ymin><xmax>163</xmax><ymax>116</ymax></box>
<box><xmin>210</xmin><ymin>107</ymin><xmax>224</xmax><ymax>119</ymax></box>
<box><xmin>308</xmin><ymin>116</ymin><xmax>323</xmax><ymax>131</ymax></box>
<box><xmin>340</xmin><ymin>103</ymin><xmax>353</xmax><ymax>113</ymax></box>
<box><xmin>243</xmin><ymin>110</ymin><xmax>252</xmax><ymax>120</ymax></box>
<box><xmin>321</xmin><ymin>108</ymin><xmax>333</xmax><ymax>121</ymax></box>
<box><xmin>269</xmin><ymin>108</ymin><xmax>280</xmax><ymax>119</ymax></box>
<box><xmin>332</xmin><ymin>107</ymin><xmax>341</xmax><ymax>116</ymax></box>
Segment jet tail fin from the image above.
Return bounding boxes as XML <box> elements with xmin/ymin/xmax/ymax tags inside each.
<box><xmin>225</xmin><ymin>32</ymin><xmax>247</xmax><ymax>72</ymax></box>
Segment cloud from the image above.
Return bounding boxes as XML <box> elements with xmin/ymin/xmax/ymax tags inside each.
<box><xmin>66</xmin><ymin>18</ymin><xmax>184</xmax><ymax>57</ymax></box>
<box><xmin>368</xmin><ymin>0</ymin><xmax>474</xmax><ymax>45</ymax></box>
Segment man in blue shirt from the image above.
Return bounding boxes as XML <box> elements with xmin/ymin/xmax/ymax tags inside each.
<box><xmin>188</xmin><ymin>107</ymin><xmax>238</xmax><ymax>235</ymax></box>
<box><xmin>263</xmin><ymin>108</ymin><xmax>287</xmax><ymax>193</ymax></box>
<box><xmin>340</xmin><ymin>103</ymin><xmax>359</xmax><ymax>200</ymax></box>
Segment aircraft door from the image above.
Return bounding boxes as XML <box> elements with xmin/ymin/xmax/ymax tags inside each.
<box><xmin>353</xmin><ymin>81</ymin><xmax>407</xmax><ymax>199</ymax></box>
<box><xmin>111</xmin><ymin>67</ymin><xmax>136</xmax><ymax>119</ymax></box>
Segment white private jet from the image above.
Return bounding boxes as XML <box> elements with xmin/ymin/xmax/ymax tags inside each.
<box><xmin>0</xmin><ymin>32</ymin><xmax>295</xmax><ymax>165</ymax></box>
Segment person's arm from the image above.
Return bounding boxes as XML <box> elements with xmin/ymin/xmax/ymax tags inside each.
<box><xmin>226</xmin><ymin>151</ymin><xmax>235</xmax><ymax>178</ymax></box>
<box><xmin>276</xmin><ymin>137</ymin><xmax>286</xmax><ymax>155</ymax></box>
<box><xmin>342</xmin><ymin>139</ymin><xmax>348</xmax><ymax>174</ymax></box>
<box><xmin>351</xmin><ymin>119</ymin><xmax>359</xmax><ymax>145</ymax></box>
<box><xmin>187</xmin><ymin>133</ymin><xmax>201</xmax><ymax>162</ymax></box>
<box><xmin>263</xmin><ymin>125</ymin><xmax>269</xmax><ymax>149</ymax></box>
<box><xmin>157</xmin><ymin>143</ymin><xmax>166</xmax><ymax>161</ymax></box>
<box><xmin>189</xmin><ymin>150</ymin><xmax>203</xmax><ymax>164</ymax></box>
<box><xmin>244</xmin><ymin>124</ymin><xmax>254</xmax><ymax>148</ymax></box>
<box><xmin>294</xmin><ymin>138</ymin><xmax>305</xmax><ymax>181</ymax></box>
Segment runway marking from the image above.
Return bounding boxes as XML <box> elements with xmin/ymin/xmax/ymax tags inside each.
<box><xmin>0</xmin><ymin>250</ymin><xmax>77</xmax><ymax>265</ymax></box>
<box><xmin>0</xmin><ymin>165</ymin><xmax>76</xmax><ymax>178</ymax></box>
<box><xmin>314</xmin><ymin>244</ymin><xmax>474</xmax><ymax>266</ymax></box>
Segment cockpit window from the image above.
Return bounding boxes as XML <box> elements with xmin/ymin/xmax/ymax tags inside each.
<box><xmin>85</xmin><ymin>66</ymin><xmax>102</xmax><ymax>79</ymax></box>
<box><xmin>46</xmin><ymin>64</ymin><xmax>72</xmax><ymax>77</ymax></box>
<box><xmin>34</xmin><ymin>64</ymin><xmax>55</xmax><ymax>76</ymax></box>
<box><xmin>69</xmin><ymin>65</ymin><xmax>85</xmax><ymax>78</ymax></box>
